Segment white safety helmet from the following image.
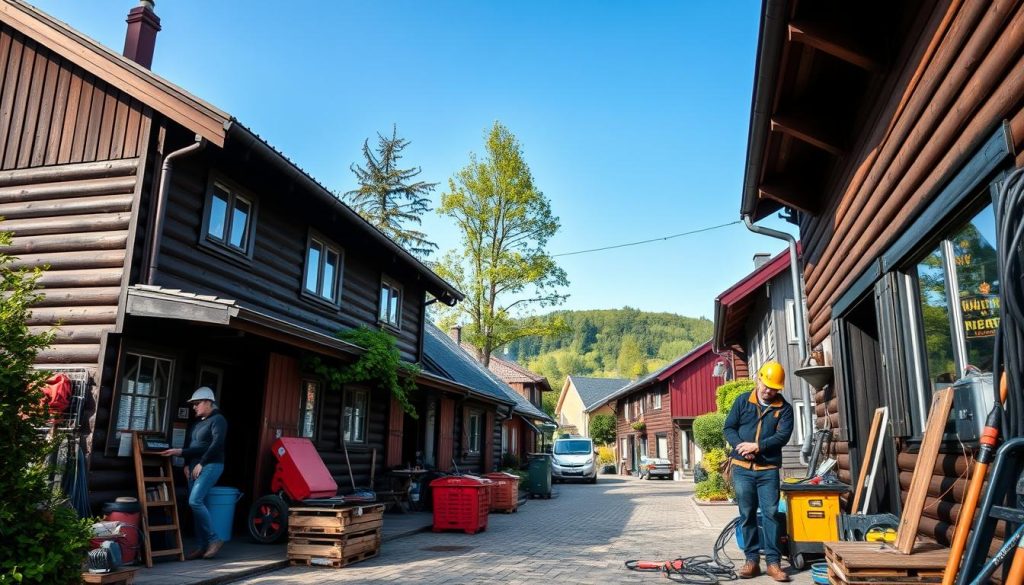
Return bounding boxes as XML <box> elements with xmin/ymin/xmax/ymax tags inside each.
<box><xmin>187</xmin><ymin>386</ymin><xmax>216</xmax><ymax>404</ymax></box>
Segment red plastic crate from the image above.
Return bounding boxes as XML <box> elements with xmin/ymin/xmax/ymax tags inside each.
<box><xmin>484</xmin><ymin>472</ymin><xmax>520</xmax><ymax>513</ymax></box>
<box><xmin>430</xmin><ymin>476</ymin><xmax>490</xmax><ymax>534</ymax></box>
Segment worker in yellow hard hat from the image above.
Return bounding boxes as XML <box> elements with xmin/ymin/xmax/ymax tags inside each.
<box><xmin>723</xmin><ymin>361</ymin><xmax>794</xmax><ymax>582</ymax></box>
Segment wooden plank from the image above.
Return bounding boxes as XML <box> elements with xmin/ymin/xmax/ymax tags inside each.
<box><xmin>9</xmin><ymin>249</ymin><xmax>125</xmax><ymax>271</ymax></box>
<box><xmin>35</xmin><ymin>267</ymin><xmax>123</xmax><ymax>288</ymax></box>
<box><xmin>0</xmin><ymin>157</ymin><xmax>138</xmax><ymax>186</ymax></box>
<box><xmin>0</xmin><ymin>34</ymin><xmax>26</xmax><ymax>166</ymax></box>
<box><xmin>0</xmin><ymin>211</ymin><xmax>131</xmax><ymax>236</ymax></box>
<box><xmin>122</xmin><ymin>100</ymin><xmax>142</xmax><ymax>158</ymax></box>
<box><xmin>851</xmin><ymin>407</ymin><xmax>885</xmax><ymax>513</ymax></box>
<box><xmin>26</xmin><ymin>306</ymin><xmax>118</xmax><ymax>326</ymax></box>
<box><xmin>16</xmin><ymin>40</ymin><xmax>47</xmax><ymax>168</ymax></box>
<box><xmin>95</xmin><ymin>89</ymin><xmax>118</xmax><ymax>160</ymax></box>
<box><xmin>56</xmin><ymin>68</ymin><xmax>81</xmax><ymax>164</ymax></box>
<box><xmin>43</xmin><ymin>63</ymin><xmax>71</xmax><ymax>165</ymax></box>
<box><xmin>82</xmin><ymin>82</ymin><xmax>106</xmax><ymax>161</ymax></box>
<box><xmin>68</xmin><ymin>74</ymin><xmax>93</xmax><ymax>163</ymax></box>
<box><xmin>108</xmin><ymin>94</ymin><xmax>128</xmax><ymax>159</ymax></box>
<box><xmin>0</xmin><ymin>1</ymin><xmax>228</xmax><ymax>146</ymax></box>
<box><xmin>788</xmin><ymin>20</ymin><xmax>878</xmax><ymax>71</ymax></box>
<box><xmin>0</xmin><ymin>175</ymin><xmax>137</xmax><ymax>202</ymax></box>
<box><xmin>895</xmin><ymin>389</ymin><xmax>954</xmax><ymax>553</ymax></box>
<box><xmin>3</xmin><ymin>37</ymin><xmax>37</xmax><ymax>168</ymax></box>
<box><xmin>770</xmin><ymin>112</ymin><xmax>845</xmax><ymax>156</ymax></box>
<box><xmin>5</xmin><ymin>230</ymin><xmax>128</xmax><ymax>254</ymax></box>
<box><xmin>0</xmin><ymin>193</ymin><xmax>134</xmax><ymax>219</ymax></box>
<box><xmin>29</xmin><ymin>57</ymin><xmax>59</xmax><ymax>167</ymax></box>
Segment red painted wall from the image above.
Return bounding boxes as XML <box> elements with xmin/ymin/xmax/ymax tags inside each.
<box><xmin>670</xmin><ymin>350</ymin><xmax>742</xmax><ymax>418</ymax></box>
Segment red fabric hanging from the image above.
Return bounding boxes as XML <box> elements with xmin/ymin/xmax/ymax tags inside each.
<box><xmin>40</xmin><ymin>373</ymin><xmax>73</xmax><ymax>420</ymax></box>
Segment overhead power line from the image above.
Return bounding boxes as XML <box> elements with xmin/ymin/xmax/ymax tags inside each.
<box><xmin>552</xmin><ymin>220</ymin><xmax>742</xmax><ymax>258</ymax></box>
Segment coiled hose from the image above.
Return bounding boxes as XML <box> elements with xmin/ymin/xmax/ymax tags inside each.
<box><xmin>624</xmin><ymin>517</ymin><xmax>739</xmax><ymax>583</ymax></box>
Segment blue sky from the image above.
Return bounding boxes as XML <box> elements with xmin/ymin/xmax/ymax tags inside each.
<box><xmin>29</xmin><ymin>1</ymin><xmax>796</xmax><ymax>320</ymax></box>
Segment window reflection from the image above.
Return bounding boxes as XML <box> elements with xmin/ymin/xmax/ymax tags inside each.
<box><xmin>916</xmin><ymin>248</ymin><xmax>956</xmax><ymax>386</ymax></box>
<box><xmin>953</xmin><ymin>207</ymin><xmax>999</xmax><ymax>372</ymax></box>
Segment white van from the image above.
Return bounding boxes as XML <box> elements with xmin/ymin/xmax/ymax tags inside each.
<box><xmin>551</xmin><ymin>436</ymin><xmax>597</xmax><ymax>483</ymax></box>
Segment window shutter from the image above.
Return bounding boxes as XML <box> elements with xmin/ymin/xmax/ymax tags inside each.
<box><xmin>438</xmin><ymin>397</ymin><xmax>455</xmax><ymax>471</ymax></box>
<box><xmin>874</xmin><ymin>274</ymin><xmax>911</xmax><ymax>436</ymax></box>
<box><xmin>484</xmin><ymin>411</ymin><xmax>495</xmax><ymax>471</ymax></box>
<box><xmin>386</xmin><ymin>396</ymin><xmax>404</xmax><ymax>467</ymax></box>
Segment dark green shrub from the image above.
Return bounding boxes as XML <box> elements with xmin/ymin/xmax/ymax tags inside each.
<box><xmin>693</xmin><ymin>412</ymin><xmax>726</xmax><ymax>451</ymax></box>
<box><xmin>715</xmin><ymin>378</ymin><xmax>755</xmax><ymax>414</ymax></box>
<box><xmin>695</xmin><ymin>472</ymin><xmax>729</xmax><ymax>501</ymax></box>
<box><xmin>589</xmin><ymin>414</ymin><xmax>616</xmax><ymax>445</ymax></box>
<box><xmin>501</xmin><ymin>452</ymin><xmax>521</xmax><ymax>469</ymax></box>
<box><xmin>1</xmin><ymin>229</ymin><xmax>92</xmax><ymax>584</ymax></box>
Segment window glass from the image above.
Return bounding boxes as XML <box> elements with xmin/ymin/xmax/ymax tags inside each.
<box><xmin>656</xmin><ymin>435</ymin><xmax>668</xmax><ymax>459</ymax></box>
<box><xmin>323</xmin><ymin>249</ymin><xmax>339</xmax><ymax>301</ymax></box>
<box><xmin>952</xmin><ymin>208</ymin><xmax>999</xmax><ymax>372</ymax></box>
<box><xmin>305</xmin><ymin>241</ymin><xmax>322</xmax><ymax>293</ymax></box>
<box><xmin>116</xmin><ymin>353</ymin><xmax>172</xmax><ymax>441</ymax></box>
<box><xmin>468</xmin><ymin>412</ymin><xmax>481</xmax><ymax>453</ymax></box>
<box><xmin>379</xmin><ymin>279</ymin><xmax>402</xmax><ymax>326</ymax></box>
<box><xmin>343</xmin><ymin>389</ymin><xmax>367</xmax><ymax>443</ymax></box>
<box><xmin>916</xmin><ymin>245</ymin><xmax>957</xmax><ymax>387</ymax></box>
<box><xmin>299</xmin><ymin>380</ymin><xmax>319</xmax><ymax>439</ymax></box>
<box><xmin>208</xmin><ymin>189</ymin><xmax>228</xmax><ymax>240</ymax></box>
<box><xmin>228</xmin><ymin>197</ymin><xmax>251</xmax><ymax>249</ymax></box>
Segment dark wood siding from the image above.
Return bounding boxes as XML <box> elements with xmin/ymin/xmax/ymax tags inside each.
<box><xmin>437</xmin><ymin>397</ymin><xmax>454</xmax><ymax>472</ymax></box>
<box><xmin>1</xmin><ymin>158</ymin><xmax>144</xmax><ymax>366</ymax></box>
<box><xmin>0</xmin><ymin>26</ymin><xmax>148</xmax><ymax>171</ymax></box>
<box><xmin>386</xmin><ymin>396</ymin><xmax>403</xmax><ymax>468</ymax></box>
<box><xmin>152</xmin><ymin>155</ymin><xmax>426</xmax><ymax>362</ymax></box>
<box><xmin>615</xmin><ymin>384</ymin><xmax>675</xmax><ymax>471</ymax></box>
<box><xmin>316</xmin><ymin>383</ymin><xmax>388</xmax><ymax>493</ymax></box>
<box><xmin>797</xmin><ymin>1</ymin><xmax>1024</xmax><ymax>545</ymax></box>
<box><xmin>802</xmin><ymin>1</ymin><xmax>1024</xmax><ymax>345</ymax></box>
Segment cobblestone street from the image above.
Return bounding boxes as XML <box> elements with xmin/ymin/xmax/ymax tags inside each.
<box><xmin>239</xmin><ymin>476</ymin><xmax>812</xmax><ymax>585</ymax></box>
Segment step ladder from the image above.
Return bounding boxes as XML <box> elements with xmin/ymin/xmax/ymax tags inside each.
<box><xmin>132</xmin><ymin>432</ymin><xmax>185</xmax><ymax>567</ymax></box>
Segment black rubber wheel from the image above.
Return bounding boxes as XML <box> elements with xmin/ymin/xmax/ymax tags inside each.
<box><xmin>248</xmin><ymin>494</ymin><xmax>289</xmax><ymax>543</ymax></box>
<box><xmin>791</xmin><ymin>553</ymin><xmax>806</xmax><ymax>570</ymax></box>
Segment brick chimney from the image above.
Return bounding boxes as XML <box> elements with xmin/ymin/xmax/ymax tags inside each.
<box><xmin>123</xmin><ymin>0</ymin><xmax>161</xmax><ymax>69</ymax></box>
<box><xmin>752</xmin><ymin>252</ymin><xmax>771</xmax><ymax>269</ymax></box>
<box><xmin>448</xmin><ymin>325</ymin><xmax>462</xmax><ymax>344</ymax></box>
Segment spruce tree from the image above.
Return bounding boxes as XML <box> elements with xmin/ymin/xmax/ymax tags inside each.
<box><xmin>344</xmin><ymin>126</ymin><xmax>438</xmax><ymax>257</ymax></box>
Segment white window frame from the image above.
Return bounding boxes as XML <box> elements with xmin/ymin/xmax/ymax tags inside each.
<box><xmin>298</xmin><ymin>380</ymin><xmax>320</xmax><ymax>439</ymax></box>
<box><xmin>652</xmin><ymin>390</ymin><xmax>662</xmax><ymax>410</ymax></box>
<box><xmin>785</xmin><ymin>299</ymin><xmax>800</xmax><ymax>344</ymax></box>
<box><xmin>202</xmin><ymin>181</ymin><xmax>256</xmax><ymax>257</ymax></box>
<box><xmin>303</xmin><ymin>232</ymin><xmax>344</xmax><ymax>305</ymax></box>
<box><xmin>113</xmin><ymin>352</ymin><xmax>174</xmax><ymax>450</ymax></box>
<box><xmin>343</xmin><ymin>388</ymin><xmax>368</xmax><ymax>444</ymax></box>
<box><xmin>467</xmin><ymin>411</ymin><xmax>482</xmax><ymax>454</ymax></box>
<box><xmin>378</xmin><ymin>276</ymin><xmax>402</xmax><ymax>328</ymax></box>
<box><xmin>656</xmin><ymin>434</ymin><xmax>668</xmax><ymax>459</ymax></box>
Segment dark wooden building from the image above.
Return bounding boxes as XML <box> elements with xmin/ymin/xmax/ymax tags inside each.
<box><xmin>741</xmin><ymin>0</ymin><xmax>1024</xmax><ymax>546</ymax></box>
<box><xmin>599</xmin><ymin>342</ymin><xmax>744</xmax><ymax>476</ymax></box>
<box><xmin>713</xmin><ymin>249</ymin><xmax>807</xmax><ymax>475</ymax></box>
<box><xmin>0</xmin><ymin>0</ymin><xmax>490</xmax><ymax>522</ymax></box>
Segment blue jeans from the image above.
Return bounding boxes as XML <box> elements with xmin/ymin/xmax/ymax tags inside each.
<box><xmin>732</xmin><ymin>465</ymin><xmax>782</xmax><ymax>564</ymax></box>
<box><xmin>186</xmin><ymin>462</ymin><xmax>224</xmax><ymax>548</ymax></box>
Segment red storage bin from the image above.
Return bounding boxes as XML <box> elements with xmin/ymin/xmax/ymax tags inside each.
<box><xmin>484</xmin><ymin>472</ymin><xmax>520</xmax><ymax>513</ymax></box>
<box><xmin>269</xmin><ymin>437</ymin><xmax>337</xmax><ymax>500</ymax></box>
<box><xmin>430</xmin><ymin>475</ymin><xmax>491</xmax><ymax>534</ymax></box>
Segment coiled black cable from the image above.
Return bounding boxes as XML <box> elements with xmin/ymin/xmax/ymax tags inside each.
<box><xmin>994</xmin><ymin>168</ymin><xmax>1024</xmax><ymax>437</ymax></box>
<box><xmin>624</xmin><ymin>517</ymin><xmax>739</xmax><ymax>584</ymax></box>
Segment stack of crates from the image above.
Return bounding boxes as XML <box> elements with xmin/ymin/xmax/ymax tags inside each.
<box><xmin>430</xmin><ymin>475</ymin><xmax>491</xmax><ymax>534</ymax></box>
<box><xmin>484</xmin><ymin>472</ymin><xmax>520</xmax><ymax>513</ymax></box>
<box><xmin>286</xmin><ymin>504</ymin><xmax>385</xmax><ymax>568</ymax></box>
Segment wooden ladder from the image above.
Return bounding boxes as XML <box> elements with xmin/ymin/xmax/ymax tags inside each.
<box><xmin>132</xmin><ymin>432</ymin><xmax>185</xmax><ymax>567</ymax></box>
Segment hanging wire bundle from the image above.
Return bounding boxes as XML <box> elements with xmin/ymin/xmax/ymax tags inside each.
<box><xmin>994</xmin><ymin>168</ymin><xmax>1024</xmax><ymax>437</ymax></box>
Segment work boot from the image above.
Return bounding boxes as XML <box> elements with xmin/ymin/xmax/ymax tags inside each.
<box><xmin>766</xmin><ymin>563</ymin><xmax>790</xmax><ymax>582</ymax></box>
<box><xmin>203</xmin><ymin>540</ymin><xmax>224</xmax><ymax>559</ymax></box>
<box><xmin>185</xmin><ymin>548</ymin><xmax>205</xmax><ymax>561</ymax></box>
<box><xmin>737</xmin><ymin>560</ymin><xmax>761</xmax><ymax>579</ymax></box>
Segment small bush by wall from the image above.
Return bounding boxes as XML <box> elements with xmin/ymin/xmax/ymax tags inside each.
<box><xmin>693</xmin><ymin>412</ymin><xmax>726</xmax><ymax>451</ymax></box>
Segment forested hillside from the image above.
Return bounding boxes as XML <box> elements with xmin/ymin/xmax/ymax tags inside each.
<box><xmin>501</xmin><ymin>308</ymin><xmax>713</xmax><ymax>412</ymax></box>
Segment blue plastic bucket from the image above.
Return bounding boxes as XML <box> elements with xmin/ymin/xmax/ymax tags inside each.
<box><xmin>205</xmin><ymin>486</ymin><xmax>243</xmax><ymax>542</ymax></box>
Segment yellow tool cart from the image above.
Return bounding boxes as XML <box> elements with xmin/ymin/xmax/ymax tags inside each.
<box><xmin>779</xmin><ymin>482</ymin><xmax>850</xmax><ymax>569</ymax></box>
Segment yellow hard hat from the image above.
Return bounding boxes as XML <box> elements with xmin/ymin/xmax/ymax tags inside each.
<box><xmin>758</xmin><ymin>361</ymin><xmax>785</xmax><ymax>390</ymax></box>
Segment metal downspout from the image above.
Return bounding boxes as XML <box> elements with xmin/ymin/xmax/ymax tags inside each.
<box><xmin>742</xmin><ymin>214</ymin><xmax>814</xmax><ymax>465</ymax></box>
<box><xmin>145</xmin><ymin>135</ymin><xmax>206</xmax><ymax>284</ymax></box>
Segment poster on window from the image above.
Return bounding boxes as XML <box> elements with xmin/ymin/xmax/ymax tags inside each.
<box><xmin>961</xmin><ymin>294</ymin><xmax>999</xmax><ymax>339</ymax></box>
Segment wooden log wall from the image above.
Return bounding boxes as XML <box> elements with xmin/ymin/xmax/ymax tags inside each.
<box><xmin>437</xmin><ymin>396</ymin><xmax>455</xmax><ymax>472</ymax></box>
<box><xmin>0</xmin><ymin>158</ymin><xmax>142</xmax><ymax>366</ymax></box>
<box><xmin>316</xmin><ymin>384</ymin><xmax>389</xmax><ymax>493</ymax></box>
<box><xmin>0</xmin><ymin>26</ymin><xmax>149</xmax><ymax>171</ymax></box>
<box><xmin>154</xmin><ymin>154</ymin><xmax>426</xmax><ymax>363</ymax></box>
<box><xmin>801</xmin><ymin>0</ymin><xmax>1024</xmax><ymax>346</ymax></box>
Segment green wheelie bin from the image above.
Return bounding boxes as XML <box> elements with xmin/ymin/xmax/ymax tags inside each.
<box><xmin>527</xmin><ymin>453</ymin><xmax>552</xmax><ymax>499</ymax></box>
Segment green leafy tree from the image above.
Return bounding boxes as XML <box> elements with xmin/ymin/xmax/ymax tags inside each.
<box><xmin>616</xmin><ymin>335</ymin><xmax>648</xmax><ymax>378</ymax></box>
<box><xmin>0</xmin><ymin>229</ymin><xmax>92</xmax><ymax>584</ymax></box>
<box><xmin>434</xmin><ymin>122</ymin><xmax>569</xmax><ymax>367</ymax></box>
<box><xmin>344</xmin><ymin>125</ymin><xmax>438</xmax><ymax>257</ymax></box>
<box><xmin>715</xmin><ymin>379</ymin><xmax>755</xmax><ymax>414</ymax></box>
<box><xmin>589</xmin><ymin>414</ymin><xmax>616</xmax><ymax>445</ymax></box>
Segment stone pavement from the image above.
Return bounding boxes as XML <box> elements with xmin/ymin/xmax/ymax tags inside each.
<box><xmin>235</xmin><ymin>476</ymin><xmax>813</xmax><ymax>585</ymax></box>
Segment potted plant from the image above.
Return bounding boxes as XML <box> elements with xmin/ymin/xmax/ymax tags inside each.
<box><xmin>631</xmin><ymin>418</ymin><xmax>646</xmax><ymax>432</ymax></box>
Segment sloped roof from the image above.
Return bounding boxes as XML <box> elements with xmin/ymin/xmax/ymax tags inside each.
<box><xmin>596</xmin><ymin>340</ymin><xmax>715</xmax><ymax>407</ymax></box>
<box><xmin>712</xmin><ymin>248</ymin><xmax>792</xmax><ymax>352</ymax></box>
<box><xmin>423</xmin><ymin>324</ymin><xmax>552</xmax><ymax>423</ymax></box>
<box><xmin>487</xmin><ymin>354</ymin><xmax>551</xmax><ymax>389</ymax></box>
<box><xmin>0</xmin><ymin>0</ymin><xmax>462</xmax><ymax>305</ymax></box>
<box><xmin>570</xmin><ymin>376</ymin><xmax>630</xmax><ymax>412</ymax></box>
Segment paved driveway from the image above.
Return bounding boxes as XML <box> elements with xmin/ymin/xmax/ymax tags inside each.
<box><xmin>239</xmin><ymin>476</ymin><xmax>812</xmax><ymax>585</ymax></box>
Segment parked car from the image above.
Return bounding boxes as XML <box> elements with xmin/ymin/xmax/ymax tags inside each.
<box><xmin>639</xmin><ymin>455</ymin><xmax>673</xmax><ymax>480</ymax></box>
<box><xmin>551</xmin><ymin>437</ymin><xmax>597</xmax><ymax>483</ymax></box>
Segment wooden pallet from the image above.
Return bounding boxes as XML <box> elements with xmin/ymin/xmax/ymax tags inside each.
<box><xmin>288</xmin><ymin>504</ymin><xmax>384</xmax><ymax>537</ymax></box>
<box><xmin>287</xmin><ymin>529</ymin><xmax>381</xmax><ymax>558</ymax></box>
<box><xmin>287</xmin><ymin>548</ymin><xmax>379</xmax><ymax>569</ymax></box>
<box><xmin>825</xmin><ymin>541</ymin><xmax>948</xmax><ymax>584</ymax></box>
